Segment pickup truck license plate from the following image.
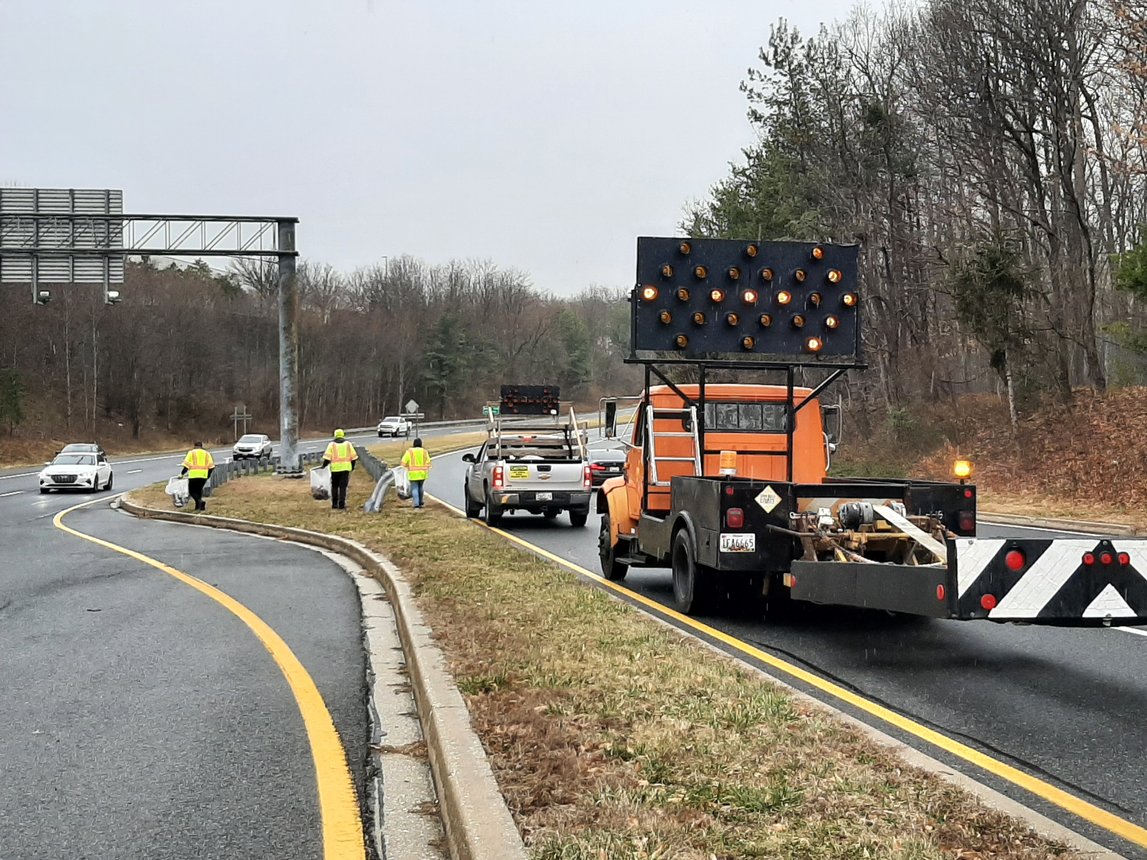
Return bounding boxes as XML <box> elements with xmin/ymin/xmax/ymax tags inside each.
<box><xmin>509</xmin><ymin>466</ymin><xmax>529</xmax><ymax>479</ymax></box>
<box><xmin>536</xmin><ymin>492</ymin><xmax>552</xmax><ymax>501</ymax></box>
<box><xmin>719</xmin><ymin>533</ymin><xmax>756</xmax><ymax>553</ymax></box>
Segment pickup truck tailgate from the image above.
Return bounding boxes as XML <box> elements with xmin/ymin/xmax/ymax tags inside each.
<box><xmin>504</xmin><ymin>461</ymin><xmax>585</xmax><ymax>490</ymax></box>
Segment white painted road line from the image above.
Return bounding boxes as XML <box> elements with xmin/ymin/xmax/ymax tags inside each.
<box><xmin>127</xmin><ymin>469</ymin><xmax>143</xmax><ymax>474</ymax></box>
<box><xmin>0</xmin><ymin>490</ymin><xmax>23</xmax><ymax>497</ymax></box>
<box><xmin>0</xmin><ymin>471</ymin><xmax>39</xmax><ymax>481</ymax></box>
<box><xmin>1120</xmin><ymin>627</ymin><xmax>1147</xmax><ymax>639</ymax></box>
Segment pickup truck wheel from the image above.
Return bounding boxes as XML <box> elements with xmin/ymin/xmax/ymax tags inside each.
<box><xmin>672</xmin><ymin>529</ymin><xmax>711</xmax><ymax>615</ymax></box>
<box><xmin>569</xmin><ymin>510</ymin><xmax>588</xmax><ymax>528</ymax></box>
<box><xmin>483</xmin><ymin>494</ymin><xmax>502</xmax><ymax>526</ymax></box>
<box><xmin>598</xmin><ymin>513</ymin><xmax>628</xmax><ymax>581</ymax></box>
<box><xmin>464</xmin><ymin>485</ymin><xmax>481</xmax><ymax>518</ymax></box>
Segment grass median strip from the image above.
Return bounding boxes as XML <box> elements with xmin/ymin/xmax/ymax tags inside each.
<box><xmin>128</xmin><ymin>444</ymin><xmax>1072</xmax><ymax>860</ymax></box>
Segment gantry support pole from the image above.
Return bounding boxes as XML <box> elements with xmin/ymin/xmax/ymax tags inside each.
<box><xmin>277</xmin><ymin>220</ymin><xmax>300</xmax><ymax>474</ymax></box>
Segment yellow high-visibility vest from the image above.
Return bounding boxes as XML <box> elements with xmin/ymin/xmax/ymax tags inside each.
<box><xmin>402</xmin><ymin>447</ymin><xmax>430</xmax><ymax>481</ymax></box>
<box><xmin>183</xmin><ymin>448</ymin><xmax>215</xmax><ymax>479</ymax></box>
<box><xmin>324</xmin><ymin>441</ymin><xmax>357</xmax><ymax>473</ymax></box>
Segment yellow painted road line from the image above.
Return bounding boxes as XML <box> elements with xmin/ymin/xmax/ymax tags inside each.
<box><xmin>55</xmin><ymin>499</ymin><xmax>365</xmax><ymax>860</ymax></box>
<box><xmin>429</xmin><ymin>492</ymin><xmax>1147</xmax><ymax>851</ymax></box>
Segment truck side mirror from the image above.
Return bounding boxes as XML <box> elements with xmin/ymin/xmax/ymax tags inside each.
<box><xmin>461</xmin><ymin>453</ymin><xmax>476</xmax><ymax>463</ymax></box>
<box><xmin>603</xmin><ymin>401</ymin><xmax>618</xmax><ymax>439</ymax></box>
<box><xmin>822</xmin><ymin>404</ymin><xmax>842</xmax><ymax>446</ymax></box>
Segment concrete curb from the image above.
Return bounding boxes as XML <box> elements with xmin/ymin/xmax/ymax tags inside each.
<box><xmin>979</xmin><ymin>511</ymin><xmax>1140</xmax><ymax>535</ymax></box>
<box><xmin>117</xmin><ymin>497</ymin><xmax>527</xmax><ymax>860</ymax></box>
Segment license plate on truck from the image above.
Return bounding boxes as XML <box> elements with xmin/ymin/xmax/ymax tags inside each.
<box><xmin>720</xmin><ymin>533</ymin><xmax>756</xmax><ymax>553</ymax></box>
<box><xmin>537</xmin><ymin>492</ymin><xmax>552</xmax><ymax>501</ymax></box>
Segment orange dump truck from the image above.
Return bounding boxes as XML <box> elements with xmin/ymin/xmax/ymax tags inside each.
<box><xmin>595</xmin><ymin>236</ymin><xmax>1147</xmax><ymax>625</ymax></box>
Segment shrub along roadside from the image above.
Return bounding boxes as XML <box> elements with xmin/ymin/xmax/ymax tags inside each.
<box><xmin>127</xmin><ymin>442</ymin><xmax>1070</xmax><ymax>860</ymax></box>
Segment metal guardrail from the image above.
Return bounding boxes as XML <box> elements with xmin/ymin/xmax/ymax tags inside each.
<box><xmin>204</xmin><ymin>451</ymin><xmax>324</xmax><ymax>495</ymax></box>
<box><xmin>357</xmin><ymin>448</ymin><xmax>389</xmax><ymax>482</ymax></box>
<box><xmin>346</xmin><ymin>417</ymin><xmax>481</xmax><ymax>435</ymax></box>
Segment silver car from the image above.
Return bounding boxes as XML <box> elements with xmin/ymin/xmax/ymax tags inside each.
<box><xmin>232</xmin><ymin>433</ymin><xmax>272</xmax><ymax>460</ymax></box>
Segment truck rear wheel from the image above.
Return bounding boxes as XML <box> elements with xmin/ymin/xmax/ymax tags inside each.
<box><xmin>569</xmin><ymin>509</ymin><xmax>588</xmax><ymax>528</ymax></box>
<box><xmin>672</xmin><ymin>528</ymin><xmax>711</xmax><ymax>615</ymax></box>
<box><xmin>483</xmin><ymin>493</ymin><xmax>503</xmax><ymax>526</ymax></box>
<box><xmin>463</xmin><ymin>485</ymin><xmax>481</xmax><ymax>519</ymax></box>
<box><xmin>598</xmin><ymin>512</ymin><xmax>628</xmax><ymax>581</ymax></box>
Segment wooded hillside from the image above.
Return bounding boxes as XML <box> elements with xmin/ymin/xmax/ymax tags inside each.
<box><xmin>0</xmin><ymin>257</ymin><xmax>638</xmax><ymax>448</ymax></box>
<box><xmin>685</xmin><ymin>0</ymin><xmax>1147</xmax><ymax>425</ymax></box>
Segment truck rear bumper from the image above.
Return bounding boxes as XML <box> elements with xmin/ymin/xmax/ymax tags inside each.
<box><xmin>789</xmin><ymin>537</ymin><xmax>1147</xmax><ymax>626</ymax></box>
<box><xmin>493</xmin><ymin>491</ymin><xmax>590</xmax><ymax>512</ymax></box>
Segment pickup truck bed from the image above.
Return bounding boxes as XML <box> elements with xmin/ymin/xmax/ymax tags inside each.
<box><xmin>464</xmin><ymin>428</ymin><xmax>592</xmax><ymax>527</ymax></box>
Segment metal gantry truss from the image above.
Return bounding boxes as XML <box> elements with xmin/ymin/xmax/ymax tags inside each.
<box><xmin>0</xmin><ymin>212</ymin><xmax>293</xmax><ymax>259</ymax></box>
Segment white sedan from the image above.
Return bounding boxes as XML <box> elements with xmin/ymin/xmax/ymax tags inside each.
<box><xmin>39</xmin><ymin>452</ymin><xmax>114</xmax><ymax>493</ymax></box>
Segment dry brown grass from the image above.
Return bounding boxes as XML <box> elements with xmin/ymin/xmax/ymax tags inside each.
<box><xmin>126</xmin><ymin>454</ymin><xmax>1073</xmax><ymax>860</ymax></box>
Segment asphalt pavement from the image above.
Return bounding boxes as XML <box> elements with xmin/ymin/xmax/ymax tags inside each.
<box><xmin>0</xmin><ymin>432</ymin><xmax>384</xmax><ymax>859</ymax></box>
<box><xmin>430</xmin><ymin>447</ymin><xmax>1147</xmax><ymax>860</ymax></box>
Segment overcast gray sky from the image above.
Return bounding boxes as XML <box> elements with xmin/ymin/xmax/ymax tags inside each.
<box><xmin>1</xmin><ymin>0</ymin><xmax>858</xmax><ymax>294</ymax></box>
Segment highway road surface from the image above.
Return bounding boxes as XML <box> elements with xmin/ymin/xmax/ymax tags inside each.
<box><xmin>0</xmin><ymin>432</ymin><xmax>384</xmax><ymax>859</ymax></box>
<box><xmin>431</xmin><ymin>446</ymin><xmax>1147</xmax><ymax>860</ymax></box>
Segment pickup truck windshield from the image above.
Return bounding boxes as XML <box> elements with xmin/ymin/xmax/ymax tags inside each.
<box><xmin>703</xmin><ymin>401</ymin><xmax>787</xmax><ymax>433</ymax></box>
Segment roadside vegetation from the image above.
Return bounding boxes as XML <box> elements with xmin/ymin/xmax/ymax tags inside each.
<box><xmin>128</xmin><ymin>438</ymin><xmax>1073</xmax><ymax>859</ymax></box>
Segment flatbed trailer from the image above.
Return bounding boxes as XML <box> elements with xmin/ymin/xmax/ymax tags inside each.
<box><xmin>621</xmin><ymin>474</ymin><xmax>1147</xmax><ymax>625</ymax></box>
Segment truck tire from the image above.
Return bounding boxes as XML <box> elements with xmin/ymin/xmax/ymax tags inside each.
<box><xmin>463</xmin><ymin>485</ymin><xmax>481</xmax><ymax>519</ymax></box>
<box><xmin>483</xmin><ymin>493</ymin><xmax>503</xmax><ymax>526</ymax></box>
<box><xmin>671</xmin><ymin>528</ymin><xmax>711</xmax><ymax>615</ymax></box>
<box><xmin>569</xmin><ymin>509</ymin><xmax>588</xmax><ymax>528</ymax></box>
<box><xmin>598</xmin><ymin>512</ymin><xmax>628</xmax><ymax>581</ymax></box>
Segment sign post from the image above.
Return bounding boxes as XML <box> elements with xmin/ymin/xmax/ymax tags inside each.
<box><xmin>230</xmin><ymin>404</ymin><xmax>253</xmax><ymax>440</ymax></box>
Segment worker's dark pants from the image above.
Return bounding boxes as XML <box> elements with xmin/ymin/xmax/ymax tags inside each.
<box><xmin>331</xmin><ymin>470</ymin><xmax>350</xmax><ymax>509</ymax></box>
<box><xmin>188</xmin><ymin>477</ymin><xmax>208</xmax><ymax>511</ymax></box>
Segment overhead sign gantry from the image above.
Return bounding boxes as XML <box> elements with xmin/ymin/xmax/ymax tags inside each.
<box><xmin>0</xmin><ymin>188</ymin><xmax>304</xmax><ymax>472</ymax></box>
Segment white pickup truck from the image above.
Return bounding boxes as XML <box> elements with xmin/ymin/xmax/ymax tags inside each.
<box><xmin>462</xmin><ymin>420</ymin><xmax>591</xmax><ymax>527</ymax></box>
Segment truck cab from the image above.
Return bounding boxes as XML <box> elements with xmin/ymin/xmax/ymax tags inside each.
<box><xmin>603</xmin><ymin>383</ymin><xmax>834</xmax><ymax>541</ymax></box>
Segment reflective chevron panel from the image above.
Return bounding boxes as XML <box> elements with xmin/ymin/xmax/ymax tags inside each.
<box><xmin>952</xmin><ymin>538</ymin><xmax>1147</xmax><ymax>624</ymax></box>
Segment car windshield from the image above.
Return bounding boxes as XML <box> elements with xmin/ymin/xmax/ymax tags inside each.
<box><xmin>60</xmin><ymin>444</ymin><xmax>96</xmax><ymax>453</ymax></box>
<box><xmin>53</xmin><ymin>454</ymin><xmax>96</xmax><ymax>466</ymax></box>
<box><xmin>593</xmin><ymin>451</ymin><xmax>626</xmax><ymax>462</ymax></box>
<box><xmin>238</xmin><ymin>435</ymin><xmax>263</xmax><ymax>443</ymax></box>
<box><xmin>381</xmin><ymin>417</ymin><xmax>400</xmax><ymax>423</ymax></box>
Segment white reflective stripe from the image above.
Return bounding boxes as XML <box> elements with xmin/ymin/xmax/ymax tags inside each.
<box><xmin>989</xmin><ymin>541</ymin><xmax>1093</xmax><ymax>619</ymax></box>
<box><xmin>1110</xmin><ymin>542</ymin><xmax>1147</xmax><ymax>584</ymax></box>
<box><xmin>1082</xmin><ymin>584</ymin><xmax>1137</xmax><ymax>619</ymax></box>
<box><xmin>955</xmin><ymin>538</ymin><xmax>1005</xmax><ymax>598</ymax></box>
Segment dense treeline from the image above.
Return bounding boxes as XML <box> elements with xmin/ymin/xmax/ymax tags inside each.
<box><xmin>8</xmin><ymin>0</ymin><xmax>1147</xmax><ymax>445</ymax></box>
<box><xmin>685</xmin><ymin>0</ymin><xmax>1147</xmax><ymax>425</ymax></box>
<box><xmin>0</xmin><ymin>257</ymin><xmax>637</xmax><ymax>440</ymax></box>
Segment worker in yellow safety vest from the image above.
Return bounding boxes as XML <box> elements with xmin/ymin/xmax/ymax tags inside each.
<box><xmin>321</xmin><ymin>428</ymin><xmax>359</xmax><ymax>510</ymax></box>
<box><xmin>180</xmin><ymin>441</ymin><xmax>216</xmax><ymax>512</ymax></box>
<box><xmin>401</xmin><ymin>437</ymin><xmax>432</xmax><ymax>509</ymax></box>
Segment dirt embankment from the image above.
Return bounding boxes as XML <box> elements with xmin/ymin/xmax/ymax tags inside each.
<box><xmin>844</xmin><ymin>388</ymin><xmax>1147</xmax><ymax>527</ymax></box>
